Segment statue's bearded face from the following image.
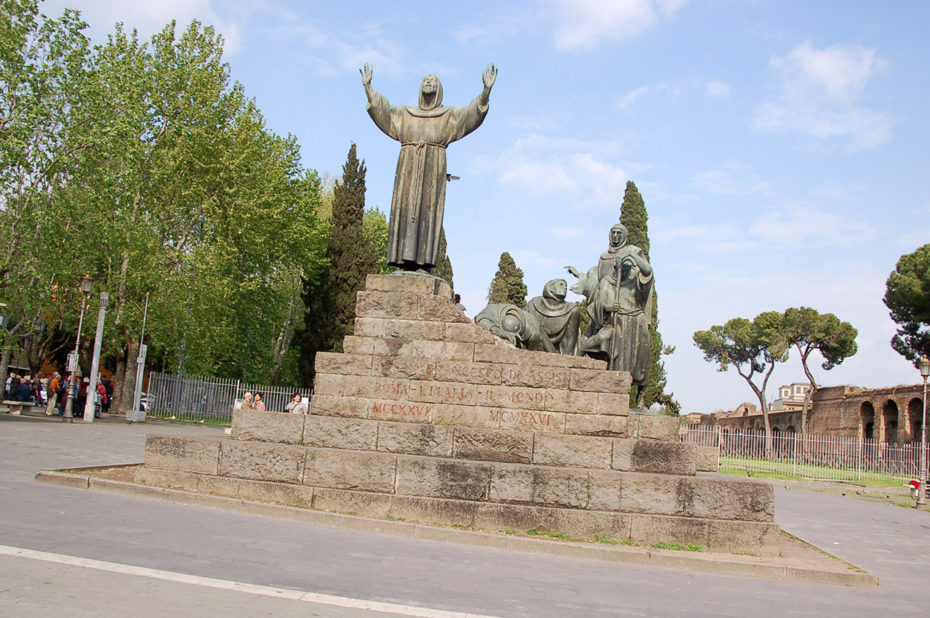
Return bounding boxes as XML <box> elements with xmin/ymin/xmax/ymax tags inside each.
<box><xmin>552</xmin><ymin>280</ymin><xmax>567</xmax><ymax>300</ymax></box>
<box><xmin>421</xmin><ymin>75</ymin><xmax>438</xmax><ymax>94</ymax></box>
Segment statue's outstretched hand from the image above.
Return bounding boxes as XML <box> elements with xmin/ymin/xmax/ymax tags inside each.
<box><xmin>482</xmin><ymin>63</ymin><xmax>497</xmax><ymax>90</ymax></box>
<box><xmin>565</xmin><ymin>265</ymin><xmax>580</xmax><ymax>278</ymax></box>
<box><xmin>360</xmin><ymin>63</ymin><xmax>373</xmax><ymax>86</ymax></box>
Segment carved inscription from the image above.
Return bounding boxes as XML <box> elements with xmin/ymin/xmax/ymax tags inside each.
<box><xmin>489</xmin><ymin>409</ymin><xmax>552</xmax><ymax>427</ymax></box>
<box><xmin>371</xmin><ymin>401</ymin><xmax>430</xmax><ymax>418</ymax></box>
<box><xmin>374</xmin><ymin>381</ymin><xmax>408</xmax><ymax>397</ymax></box>
<box><xmin>414</xmin><ymin>383</ymin><xmax>472</xmax><ymax>403</ymax></box>
<box><xmin>505</xmin><ymin>367</ymin><xmax>567</xmax><ymax>389</ymax></box>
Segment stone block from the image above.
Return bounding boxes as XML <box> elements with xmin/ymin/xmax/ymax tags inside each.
<box><xmin>218</xmin><ymin>441</ymin><xmax>305</xmax><ymax>483</ymax></box>
<box><xmin>231</xmin><ymin>409</ymin><xmax>304</xmax><ymax>444</ymax></box>
<box><xmin>355</xmin><ymin>290</ymin><xmax>418</xmax><ymax>319</ymax></box>
<box><xmin>194</xmin><ymin>475</ymin><xmax>239</xmax><ymax>498</ymax></box>
<box><xmin>474</xmin><ymin>343</ymin><xmax>530</xmax><ymax>365</ymax></box>
<box><xmin>383</xmin><ymin>318</ymin><xmax>445</xmax><ymax>341</ymax></box>
<box><xmin>494</xmin><ymin>408</ymin><xmax>565</xmax><ymax>433</ymax></box>
<box><xmin>629</xmin><ymin>414</ymin><xmax>680</xmax><ymax>441</ymax></box>
<box><xmin>549</xmin><ymin>509</ymin><xmax>631</xmax><ymax>542</ymax></box>
<box><xmin>588</xmin><ymin>470</ymin><xmax>623</xmax><ymax>511</ymax></box>
<box><xmin>389</xmin><ymin>495</ymin><xmax>478</xmax><ymax>527</ymax></box>
<box><xmin>314</xmin><ymin>352</ymin><xmax>373</xmax><ymax>376</ymax></box>
<box><xmin>304</xmin><ymin>416</ymin><xmax>378</xmax><ymax>451</ymax></box>
<box><xmin>238</xmin><ymin>479</ymin><xmax>314</xmax><ymax>508</ymax></box>
<box><xmin>532</xmin><ymin>353</ymin><xmax>607</xmax><ymax>371</ymax></box>
<box><xmin>502</xmin><ymin>365</ymin><xmax>570</xmax><ymax>389</ymax></box>
<box><xmin>478</xmin><ymin>385</ymin><xmax>548</xmax><ymax>410</ymax></box>
<box><xmin>568</xmin><ymin>356</ymin><xmax>609</xmax><ymax>370</ymax></box>
<box><xmin>310</xmin><ymin>395</ymin><xmax>369</xmax><ymax>419</ymax></box>
<box><xmin>596</xmin><ymin>392</ymin><xmax>630</xmax><ymax>415</ymax></box>
<box><xmin>472</xmin><ymin>503</ymin><xmax>560</xmax><ymax>533</ymax></box>
<box><xmin>371</xmin><ymin>378</ymin><xmax>412</xmax><ymax>401</ymax></box>
<box><xmin>685</xmin><ymin>477</ymin><xmax>775</xmax><ymax>522</ymax></box>
<box><xmin>489</xmin><ymin>464</ymin><xmax>589</xmax><ymax>508</ymax></box>
<box><xmin>545</xmin><ymin>389</ymin><xmax>598</xmax><ymax>414</ymax></box>
<box><xmin>695</xmin><ymin>446</ymin><xmax>719</xmax><ymax>472</ymax></box>
<box><xmin>705</xmin><ymin>520</ymin><xmax>780</xmax><ymax>556</ymax></box>
<box><xmin>444</xmin><ymin>323</ymin><xmax>496</xmax><ymax>344</ymax></box>
<box><xmin>432</xmin><ymin>405</ymin><xmax>500</xmax><ymax>429</ymax></box>
<box><xmin>312</xmin><ymin>488</ymin><xmax>393</xmax><ymax>518</ymax></box>
<box><xmin>429</xmin><ymin>360</ymin><xmax>502</xmax><ymax>385</ymax></box>
<box><xmin>369</xmin><ymin>399</ymin><xmax>432</xmax><ymax>423</ymax></box>
<box><xmin>533</xmin><ymin>433</ymin><xmax>612</xmax><ymax>469</ymax></box>
<box><xmin>134</xmin><ymin>467</ymin><xmax>200</xmax><ymax>492</ymax></box>
<box><xmin>314</xmin><ymin>374</ymin><xmax>372</xmax><ymax>398</ymax></box>
<box><xmin>453</xmin><ymin>427</ymin><xmax>533</xmax><ymax>463</ymax></box>
<box><xmin>564</xmin><ymin>414</ymin><xmax>628</xmax><ymax>437</ymax></box>
<box><xmin>408</xmin><ymin>381</ymin><xmax>476</xmax><ymax>406</ymax></box>
<box><xmin>418</xmin><ymin>294</ymin><xmax>472</xmax><ymax>323</ymax></box>
<box><xmin>303</xmin><ymin>448</ymin><xmax>396</xmax><ymax>492</ymax></box>
<box><xmin>612</xmin><ymin>439</ymin><xmax>697</xmax><ymax>475</ymax></box>
<box><xmin>630</xmin><ymin>513</ymin><xmax>709</xmax><ymax>548</ymax></box>
<box><xmin>616</xmin><ymin>472</ymin><xmax>688</xmax><ymax>516</ymax></box>
<box><xmin>352</xmin><ymin>317</ymin><xmax>384</xmax><ymax>338</ymax></box>
<box><xmin>144</xmin><ymin>435</ymin><xmax>220</xmax><ymax>475</ymax></box>
<box><xmin>569</xmin><ymin>369</ymin><xmax>630</xmax><ymax>393</ymax></box>
<box><xmin>395</xmin><ymin>457</ymin><xmax>491</xmax><ymax>501</ymax></box>
<box><xmin>365</xmin><ymin>273</ymin><xmax>450</xmax><ymax>297</ymax></box>
<box><xmin>377</xmin><ymin>421</ymin><xmax>454</xmax><ymax>457</ymax></box>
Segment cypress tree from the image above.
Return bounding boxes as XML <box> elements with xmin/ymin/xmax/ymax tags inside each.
<box><xmin>619</xmin><ymin>181</ymin><xmax>679</xmax><ymax>413</ymax></box>
<box><xmin>488</xmin><ymin>251</ymin><xmax>527</xmax><ymax>307</ymax></box>
<box><xmin>298</xmin><ymin>144</ymin><xmax>378</xmax><ymax>383</ymax></box>
<box><xmin>432</xmin><ymin>226</ymin><xmax>454</xmax><ymax>292</ymax></box>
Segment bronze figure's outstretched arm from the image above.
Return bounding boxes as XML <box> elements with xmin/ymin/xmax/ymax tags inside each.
<box><xmin>479</xmin><ymin>63</ymin><xmax>497</xmax><ymax>106</ymax></box>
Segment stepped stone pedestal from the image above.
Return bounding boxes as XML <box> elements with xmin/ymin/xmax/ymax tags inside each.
<box><xmin>137</xmin><ymin>273</ymin><xmax>778</xmax><ymax>555</ymax></box>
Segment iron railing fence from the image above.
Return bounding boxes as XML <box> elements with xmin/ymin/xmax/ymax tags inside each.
<box><xmin>145</xmin><ymin>371</ymin><xmax>312</xmax><ymax>425</ymax></box>
<box><xmin>680</xmin><ymin>425</ymin><xmax>929</xmax><ymax>484</ymax></box>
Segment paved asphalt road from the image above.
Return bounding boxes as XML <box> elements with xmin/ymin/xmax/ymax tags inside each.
<box><xmin>1</xmin><ymin>415</ymin><xmax>928</xmax><ymax>617</ymax></box>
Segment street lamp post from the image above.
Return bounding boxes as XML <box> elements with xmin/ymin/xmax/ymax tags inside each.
<box><xmin>63</xmin><ymin>274</ymin><xmax>92</xmax><ymax>422</ymax></box>
<box><xmin>918</xmin><ymin>356</ymin><xmax>930</xmax><ymax>508</ymax></box>
<box><xmin>82</xmin><ymin>291</ymin><xmax>109</xmax><ymax>422</ymax></box>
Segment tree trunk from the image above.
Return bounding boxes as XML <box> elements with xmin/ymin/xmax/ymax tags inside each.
<box><xmin>118</xmin><ymin>337</ymin><xmax>138</xmax><ymax>413</ymax></box>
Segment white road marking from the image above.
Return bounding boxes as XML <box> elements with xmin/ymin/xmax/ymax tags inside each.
<box><xmin>0</xmin><ymin>544</ymin><xmax>498</xmax><ymax>618</ymax></box>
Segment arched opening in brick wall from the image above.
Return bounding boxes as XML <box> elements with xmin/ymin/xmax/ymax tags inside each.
<box><xmin>909</xmin><ymin>398</ymin><xmax>924</xmax><ymax>444</ymax></box>
<box><xmin>786</xmin><ymin>425</ymin><xmax>796</xmax><ymax>434</ymax></box>
<box><xmin>883</xmin><ymin>400</ymin><xmax>899</xmax><ymax>444</ymax></box>
<box><xmin>861</xmin><ymin>401</ymin><xmax>875</xmax><ymax>440</ymax></box>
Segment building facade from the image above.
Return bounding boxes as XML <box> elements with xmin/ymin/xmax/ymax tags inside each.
<box><xmin>701</xmin><ymin>384</ymin><xmax>926</xmax><ymax>444</ymax></box>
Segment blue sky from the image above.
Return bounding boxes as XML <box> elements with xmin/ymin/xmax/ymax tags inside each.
<box><xmin>45</xmin><ymin>0</ymin><xmax>930</xmax><ymax>413</ymax></box>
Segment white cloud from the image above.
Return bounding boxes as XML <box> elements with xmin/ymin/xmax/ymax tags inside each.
<box><xmin>474</xmin><ymin>135</ymin><xmax>643</xmax><ymax>211</ymax></box>
<box><xmin>705</xmin><ymin>80</ymin><xmax>731</xmax><ymax>98</ymax></box>
<box><xmin>551</xmin><ymin>0</ymin><xmax>688</xmax><ymax>50</ymax></box>
<box><xmin>755</xmin><ymin>42</ymin><xmax>891</xmax><ymax>150</ymax></box>
<box><xmin>45</xmin><ymin>0</ymin><xmax>241</xmax><ymax>53</ymax></box>
<box><xmin>693</xmin><ymin>164</ymin><xmax>770</xmax><ymax>195</ymax></box>
<box><xmin>748</xmin><ymin>205</ymin><xmax>875</xmax><ymax>248</ymax></box>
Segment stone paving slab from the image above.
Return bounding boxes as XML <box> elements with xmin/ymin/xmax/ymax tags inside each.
<box><xmin>35</xmin><ymin>466</ymin><xmax>879</xmax><ymax>588</ymax></box>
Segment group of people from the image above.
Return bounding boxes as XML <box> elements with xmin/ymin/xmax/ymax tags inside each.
<box><xmin>4</xmin><ymin>370</ymin><xmax>114</xmax><ymax>417</ymax></box>
<box><xmin>239</xmin><ymin>391</ymin><xmax>310</xmax><ymax>415</ymax></box>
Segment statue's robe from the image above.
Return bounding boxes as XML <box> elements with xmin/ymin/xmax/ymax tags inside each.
<box><xmin>367</xmin><ymin>91</ymin><xmax>488</xmax><ymax>268</ymax></box>
<box><xmin>525</xmin><ymin>282</ymin><xmax>580</xmax><ymax>355</ymax></box>
<box><xmin>475</xmin><ymin>304</ymin><xmax>555</xmax><ymax>353</ymax></box>
<box><xmin>590</xmin><ymin>261</ymin><xmax>653</xmax><ymax>385</ymax></box>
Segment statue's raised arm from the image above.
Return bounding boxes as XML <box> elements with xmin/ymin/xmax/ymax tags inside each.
<box><xmin>480</xmin><ymin>64</ymin><xmax>497</xmax><ymax>106</ymax></box>
<box><xmin>360</xmin><ymin>63</ymin><xmax>375</xmax><ymax>102</ymax></box>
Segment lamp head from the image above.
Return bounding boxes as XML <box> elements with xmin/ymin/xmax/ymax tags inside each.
<box><xmin>80</xmin><ymin>273</ymin><xmax>93</xmax><ymax>296</ymax></box>
<box><xmin>920</xmin><ymin>355</ymin><xmax>930</xmax><ymax>379</ymax></box>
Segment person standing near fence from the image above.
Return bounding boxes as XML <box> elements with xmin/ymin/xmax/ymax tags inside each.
<box><xmin>285</xmin><ymin>393</ymin><xmax>308</xmax><ymax>415</ymax></box>
<box><xmin>253</xmin><ymin>393</ymin><xmax>266</xmax><ymax>411</ymax></box>
<box><xmin>240</xmin><ymin>392</ymin><xmax>253</xmax><ymax>410</ymax></box>
<box><xmin>45</xmin><ymin>372</ymin><xmax>60</xmax><ymax>416</ymax></box>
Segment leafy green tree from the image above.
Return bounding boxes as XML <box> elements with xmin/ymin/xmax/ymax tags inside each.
<box><xmin>488</xmin><ymin>252</ymin><xmax>527</xmax><ymax>307</ymax></box>
<box><xmin>619</xmin><ymin>180</ymin><xmax>677</xmax><ymax>414</ymax></box>
<box><xmin>363</xmin><ymin>207</ymin><xmax>394</xmax><ymax>275</ymax></box>
<box><xmin>884</xmin><ymin>243</ymin><xmax>930</xmax><ymax>365</ymax></box>
<box><xmin>0</xmin><ymin>0</ymin><xmax>90</xmax><ymax>382</ymax></box>
<box><xmin>693</xmin><ymin>312</ymin><xmax>788</xmax><ymax>451</ymax></box>
<box><xmin>782</xmin><ymin>307</ymin><xmax>857</xmax><ymax>434</ymax></box>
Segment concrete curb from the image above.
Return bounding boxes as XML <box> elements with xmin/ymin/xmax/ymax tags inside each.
<box><xmin>35</xmin><ymin>468</ymin><xmax>879</xmax><ymax>589</ymax></box>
